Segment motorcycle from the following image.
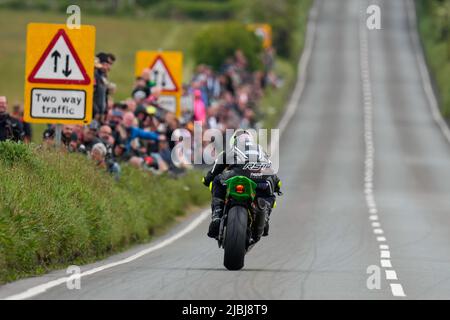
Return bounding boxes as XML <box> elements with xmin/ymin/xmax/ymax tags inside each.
<box><xmin>217</xmin><ymin>175</ymin><xmax>281</xmax><ymax>270</ymax></box>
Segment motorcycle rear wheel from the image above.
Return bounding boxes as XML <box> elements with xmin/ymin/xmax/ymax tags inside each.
<box><xmin>223</xmin><ymin>206</ymin><xmax>248</xmax><ymax>270</ymax></box>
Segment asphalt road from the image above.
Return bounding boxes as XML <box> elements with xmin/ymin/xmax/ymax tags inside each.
<box><xmin>2</xmin><ymin>0</ymin><xmax>450</xmax><ymax>299</ymax></box>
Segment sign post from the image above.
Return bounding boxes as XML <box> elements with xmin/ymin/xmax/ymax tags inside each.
<box><xmin>135</xmin><ymin>51</ymin><xmax>183</xmax><ymax>117</ymax></box>
<box><xmin>24</xmin><ymin>23</ymin><xmax>96</xmax><ymax>125</ymax></box>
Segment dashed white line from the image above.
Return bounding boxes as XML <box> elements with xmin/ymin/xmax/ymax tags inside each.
<box><xmin>360</xmin><ymin>2</ymin><xmax>406</xmax><ymax>298</ymax></box>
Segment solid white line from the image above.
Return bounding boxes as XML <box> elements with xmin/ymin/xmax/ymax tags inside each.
<box><xmin>381</xmin><ymin>259</ymin><xmax>392</xmax><ymax>268</ymax></box>
<box><xmin>390</xmin><ymin>283</ymin><xmax>406</xmax><ymax>297</ymax></box>
<box><xmin>5</xmin><ymin>1</ymin><xmax>321</xmax><ymax>302</ymax></box>
<box><xmin>386</xmin><ymin>270</ymin><xmax>398</xmax><ymax>280</ymax></box>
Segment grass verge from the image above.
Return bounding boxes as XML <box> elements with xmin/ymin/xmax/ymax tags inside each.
<box><xmin>0</xmin><ymin>141</ymin><xmax>209</xmax><ymax>284</ymax></box>
<box><xmin>415</xmin><ymin>0</ymin><xmax>450</xmax><ymax>117</ymax></box>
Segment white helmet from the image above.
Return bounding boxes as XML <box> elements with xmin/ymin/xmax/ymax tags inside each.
<box><xmin>229</xmin><ymin>129</ymin><xmax>254</xmax><ymax>149</ymax></box>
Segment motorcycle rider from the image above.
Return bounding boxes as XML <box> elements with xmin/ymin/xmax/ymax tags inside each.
<box><xmin>202</xmin><ymin>129</ymin><xmax>282</xmax><ymax>239</ymax></box>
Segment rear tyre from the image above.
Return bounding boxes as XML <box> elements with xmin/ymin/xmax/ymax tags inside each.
<box><xmin>223</xmin><ymin>206</ymin><xmax>248</xmax><ymax>270</ymax></box>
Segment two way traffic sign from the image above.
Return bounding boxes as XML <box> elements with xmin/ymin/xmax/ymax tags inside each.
<box><xmin>135</xmin><ymin>51</ymin><xmax>183</xmax><ymax>117</ymax></box>
<box><xmin>24</xmin><ymin>23</ymin><xmax>96</xmax><ymax>125</ymax></box>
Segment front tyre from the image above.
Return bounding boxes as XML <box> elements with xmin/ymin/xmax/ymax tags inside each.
<box><xmin>223</xmin><ymin>206</ymin><xmax>248</xmax><ymax>270</ymax></box>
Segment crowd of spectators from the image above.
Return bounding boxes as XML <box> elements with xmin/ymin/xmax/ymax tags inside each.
<box><xmin>1</xmin><ymin>47</ymin><xmax>279</xmax><ymax>180</ymax></box>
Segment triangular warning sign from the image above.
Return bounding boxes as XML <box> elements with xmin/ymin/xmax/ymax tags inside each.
<box><xmin>149</xmin><ymin>56</ymin><xmax>178</xmax><ymax>92</ymax></box>
<box><xmin>28</xmin><ymin>29</ymin><xmax>90</xmax><ymax>85</ymax></box>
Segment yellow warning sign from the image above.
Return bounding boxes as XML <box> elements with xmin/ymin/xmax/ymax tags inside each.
<box><xmin>247</xmin><ymin>24</ymin><xmax>272</xmax><ymax>49</ymax></box>
<box><xmin>24</xmin><ymin>23</ymin><xmax>96</xmax><ymax>125</ymax></box>
<box><xmin>135</xmin><ymin>51</ymin><xmax>183</xmax><ymax>117</ymax></box>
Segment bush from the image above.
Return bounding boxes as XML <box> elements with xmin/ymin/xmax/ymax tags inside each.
<box><xmin>416</xmin><ymin>0</ymin><xmax>450</xmax><ymax>116</ymax></box>
<box><xmin>192</xmin><ymin>22</ymin><xmax>263</xmax><ymax>71</ymax></box>
<box><xmin>239</xmin><ymin>0</ymin><xmax>310</xmax><ymax>61</ymax></box>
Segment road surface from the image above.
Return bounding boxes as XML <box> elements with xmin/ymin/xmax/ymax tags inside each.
<box><xmin>2</xmin><ymin>0</ymin><xmax>450</xmax><ymax>299</ymax></box>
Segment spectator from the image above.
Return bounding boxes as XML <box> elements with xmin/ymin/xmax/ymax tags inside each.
<box><xmin>193</xmin><ymin>89</ymin><xmax>206</xmax><ymax>124</ymax></box>
<box><xmin>0</xmin><ymin>96</ymin><xmax>24</xmax><ymax>142</ymax></box>
<box><xmin>91</xmin><ymin>142</ymin><xmax>108</xmax><ymax>169</ymax></box>
<box><xmin>34</xmin><ymin>45</ymin><xmax>282</xmax><ymax>180</ymax></box>
<box><xmin>61</xmin><ymin>124</ymin><xmax>75</xmax><ymax>147</ymax></box>
<box><xmin>10</xmin><ymin>104</ymin><xmax>32</xmax><ymax>143</ymax></box>
<box><xmin>93</xmin><ymin>52</ymin><xmax>115</xmax><ymax>122</ymax></box>
<box><xmin>79</xmin><ymin>122</ymin><xmax>101</xmax><ymax>153</ymax></box>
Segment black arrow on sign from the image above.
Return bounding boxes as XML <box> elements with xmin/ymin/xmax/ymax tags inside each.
<box><xmin>62</xmin><ymin>55</ymin><xmax>72</xmax><ymax>77</ymax></box>
<box><xmin>51</xmin><ymin>50</ymin><xmax>61</xmax><ymax>73</ymax></box>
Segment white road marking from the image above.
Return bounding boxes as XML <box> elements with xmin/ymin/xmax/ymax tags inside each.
<box><xmin>3</xmin><ymin>1</ymin><xmax>322</xmax><ymax>301</ymax></box>
<box><xmin>386</xmin><ymin>270</ymin><xmax>398</xmax><ymax>280</ymax></box>
<box><xmin>5</xmin><ymin>210</ymin><xmax>209</xmax><ymax>300</ymax></box>
<box><xmin>372</xmin><ymin>222</ymin><xmax>381</xmax><ymax>227</ymax></box>
<box><xmin>381</xmin><ymin>260</ymin><xmax>392</xmax><ymax>268</ymax></box>
<box><xmin>359</xmin><ymin>2</ymin><xmax>406</xmax><ymax>297</ymax></box>
<box><xmin>390</xmin><ymin>283</ymin><xmax>406</xmax><ymax>297</ymax></box>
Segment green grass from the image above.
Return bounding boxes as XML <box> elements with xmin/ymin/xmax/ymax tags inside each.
<box><xmin>0</xmin><ymin>8</ymin><xmax>216</xmax><ymax>104</ymax></box>
<box><xmin>416</xmin><ymin>0</ymin><xmax>450</xmax><ymax>117</ymax></box>
<box><xmin>0</xmin><ymin>141</ymin><xmax>209</xmax><ymax>284</ymax></box>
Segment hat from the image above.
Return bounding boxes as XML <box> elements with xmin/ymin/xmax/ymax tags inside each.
<box><xmin>96</xmin><ymin>52</ymin><xmax>109</xmax><ymax>64</ymax></box>
<box><xmin>133</xmin><ymin>90</ymin><xmax>147</xmax><ymax>101</ymax></box>
<box><xmin>43</xmin><ymin>128</ymin><xmax>55</xmax><ymax>139</ymax></box>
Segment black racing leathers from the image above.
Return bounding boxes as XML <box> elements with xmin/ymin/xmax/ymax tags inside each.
<box><xmin>203</xmin><ymin>149</ymin><xmax>281</xmax><ymax>208</ymax></box>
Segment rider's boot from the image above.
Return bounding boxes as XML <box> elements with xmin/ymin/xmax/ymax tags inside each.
<box><xmin>207</xmin><ymin>197</ymin><xmax>224</xmax><ymax>238</ymax></box>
